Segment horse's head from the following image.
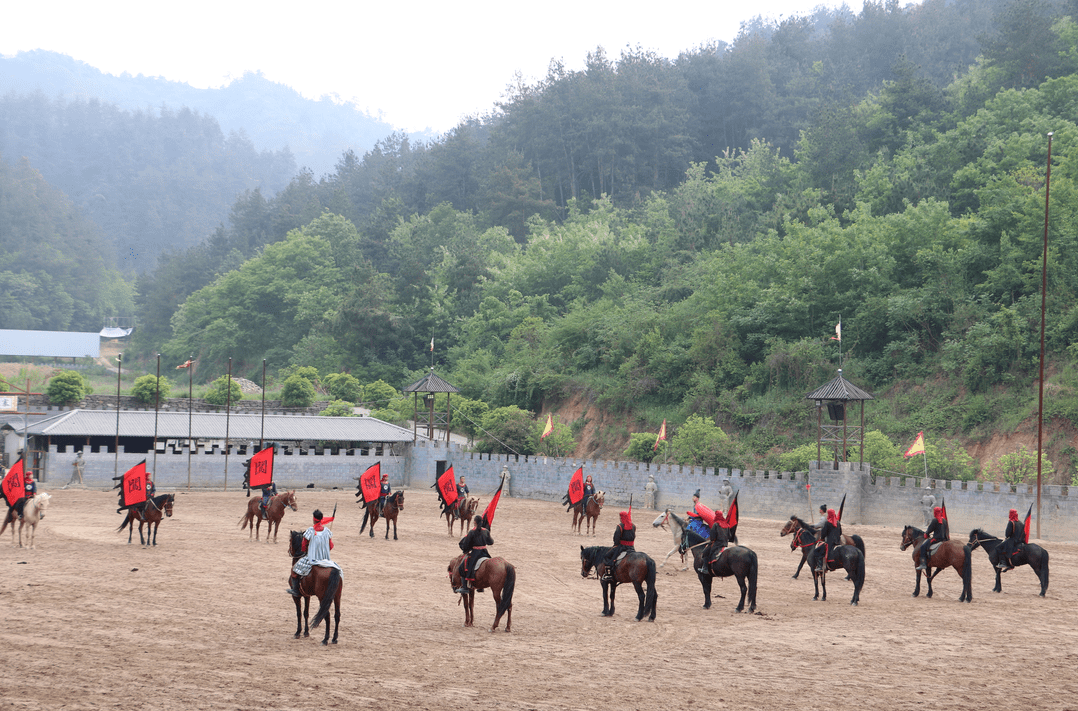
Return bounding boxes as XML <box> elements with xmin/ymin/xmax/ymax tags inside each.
<box><xmin>651</xmin><ymin>509</ymin><xmax>669</xmax><ymax>529</ymax></box>
<box><xmin>395</xmin><ymin>491</ymin><xmax>404</xmax><ymax>509</ymax></box>
<box><xmin>580</xmin><ymin>545</ymin><xmax>595</xmax><ymax>578</ymax></box>
<box><xmin>967</xmin><ymin>528</ymin><xmax>991</xmax><ymax>550</ymax></box>
<box><xmin>900</xmin><ymin>525</ymin><xmax>922</xmax><ymax>550</ymax></box>
<box><xmin>163</xmin><ymin>494</ymin><xmax>174</xmax><ymax>517</ymax></box>
<box><xmin>285</xmin><ymin>491</ymin><xmax>298</xmax><ymax>511</ymax></box>
<box><xmin>593</xmin><ymin>492</ymin><xmax>604</xmax><ymax>508</ymax></box>
<box><xmin>447</xmin><ymin>554</ymin><xmax>463</xmax><ymax>587</ymax></box>
<box><xmin>288</xmin><ymin>530</ymin><xmax>303</xmax><ymax>559</ymax></box>
<box><xmin>35</xmin><ymin>493</ymin><xmax>52</xmax><ymax>518</ymax></box>
<box><xmin>779</xmin><ymin>516</ymin><xmax>799</xmax><ymax>537</ymax></box>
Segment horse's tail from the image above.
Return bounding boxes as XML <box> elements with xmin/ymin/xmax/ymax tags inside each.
<box><xmin>852</xmin><ymin>534</ymin><xmax>866</xmax><ymax>562</ymax></box>
<box><xmin>496</xmin><ymin>563</ymin><xmax>516</xmax><ymax>618</ymax></box>
<box><xmin>747</xmin><ymin>548</ymin><xmax>759</xmax><ymax>606</ymax></box>
<box><xmin>853</xmin><ymin>548</ymin><xmax>866</xmax><ymax>590</ymax></box>
<box><xmin>0</xmin><ymin>507</ymin><xmax>11</xmax><ymax>534</ymax></box>
<box><xmin>311</xmin><ymin>568</ymin><xmax>342</xmax><ymax>628</ymax></box>
<box><xmin>359</xmin><ymin>507</ymin><xmax>370</xmax><ymax>533</ymax></box>
<box><xmin>117</xmin><ymin>513</ymin><xmax>131</xmax><ymax>533</ymax></box>
<box><xmin>642</xmin><ymin>555</ymin><xmax>658</xmax><ymax>619</ymax></box>
<box><xmin>239</xmin><ymin>513</ymin><xmax>249</xmax><ymax>530</ymax></box>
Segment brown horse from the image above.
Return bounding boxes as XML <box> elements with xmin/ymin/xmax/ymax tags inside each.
<box><xmin>360</xmin><ymin>491</ymin><xmax>405</xmax><ymax>539</ymax></box>
<box><xmin>1</xmin><ymin>493</ymin><xmax>52</xmax><ymax>549</ymax></box>
<box><xmin>117</xmin><ymin>494</ymin><xmax>174</xmax><ymax>546</ymax></box>
<box><xmin>239</xmin><ymin>490</ymin><xmax>297</xmax><ymax>543</ymax></box>
<box><xmin>288</xmin><ymin>530</ymin><xmax>342</xmax><ymax>645</ymax></box>
<box><xmin>569</xmin><ymin>491</ymin><xmax>604</xmax><ymax>536</ymax></box>
<box><xmin>780</xmin><ymin>515</ymin><xmax>866</xmax><ymax>579</ymax></box>
<box><xmin>448</xmin><ymin>553</ymin><xmax>515</xmax><ymax>632</ymax></box>
<box><xmin>900</xmin><ymin>525</ymin><xmax>972</xmax><ymax>602</ymax></box>
<box><xmin>580</xmin><ymin>545</ymin><xmax>658</xmax><ymax>621</ymax></box>
<box><xmin>444</xmin><ymin>496</ymin><xmax>479</xmax><ymax>536</ymax></box>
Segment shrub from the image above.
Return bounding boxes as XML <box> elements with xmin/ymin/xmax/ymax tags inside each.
<box><xmin>322</xmin><ymin>373</ymin><xmax>361</xmax><ymax>403</ymax></box>
<box><xmin>204</xmin><ymin>376</ymin><xmax>243</xmax><ymax>406</ymax></box>
<box><xmin>319</xmin><ymin>399</ymin><xmax>356</xmax><ymax>417</ymax></box>
<box><xmin>623</xmin><ymin>432</ymin><xmax>661</xmax><ymax>463</ymax></box>
<box><xmin>280</xmin><ymin>374</ymin><xmax>317</xmax><ymax>408</ymax></box>
<box><xmin>46</xmin><ymin>371</ymin><xmax>87</xmax><ymax>404</ymax></box>
<box><xmin>132</xmin><ymin>375</ymin><xmax>172</xmax><ymax>404</ymax></box>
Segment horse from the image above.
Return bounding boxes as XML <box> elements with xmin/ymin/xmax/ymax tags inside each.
<box><xmin>580</xmin><ymin>545</ymin><xmax>658</xmax><ymax>621</ymax></box>
<box><xmin>808</xmin><ymin>543</ymin><xmax>866</xmax><ymax>605</ymax></box>
<box><xmin>900</xmin><ymin>525</ymin><xmax>973</xmax><ymax>602</ymax></box>
<box><xmin>652</xmin><ymin>508</ymin><xmax>738</xmax><ymax>569</ymax></box>
<box><xmin>448</xmin><ymin>553</ymin><xmax>515</xmax><ymax>632</ymax></box>
<box><xmin>968</xmin><ymin>528</ymin><xmax>1049</xmax><ymax>596</ymax></box>
<box><xmin>569</xmin><ymin>491</ymin><xmax>604</xmax><ymax>535</ymax></box>
<box><xmin>239</xmin><ymin>490</ymin><xmax>297</xmax><ymax>543</ymax></box>
<box><xmin>360</xmin><ymin>491</ymin><xmax>405</xmax><ymax>540</ymax></box>
<box><xmin>1</xmin><ymin>493</ymin><xmax>52</xmax><ymax>549</ymax></box>
<box><xmin>288</xmin><ymin>530</ymin><xmax>342</xmax><ymax>645</ymax></box>
<box><xmin>685</xmin><ymin>537</ymin><xmax>758</xmax><ymax>612</ymax></box>
<box><xmin>117</xmin><ymin>494</ymin><xmax>174</xmax><ymax>546</ymax></box>
<box><xmin>443</xmin><ymin>496</ymin><xmax>479</xmax><ymax>536</ymax></box>
<box><xmin>780</xmin><ymin>515</ymin><xmax>866</xmax><ymax>580</ymax></box>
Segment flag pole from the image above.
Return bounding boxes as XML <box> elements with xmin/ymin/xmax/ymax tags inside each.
<box><xmin>260</xmin><ymin>359</ymin><xmax>266</xmax><ymax>450</ymax></box>
<box><xmin>1036</xmin><ymin>131</ymin><xmax>1053</xmax><ymax>540</ymax></box>
<box><xmin>187</xmin><ymin>354</ymin><xmax>193</xmax><ymax>491</ymax></box>
<box><xmin>224</xmin><ymin>357</ymin><xmax>232</xmax><ymax>492</ymax></box>
<box><xmin>153</xmin><ymin>354</ymin><xmax>160</xmax><ymax>479</ymax></box>
<box><xmin>114</xmin><ymin>352</ymin><xmax>122</xmax><ymax>481</ymax></box>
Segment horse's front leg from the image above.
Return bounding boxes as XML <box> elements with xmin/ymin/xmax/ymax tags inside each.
<box><xmin>600</xmin><ymin>581</ymin><xmax>614</xmax><ymax>617</ymax></box>
<box><xmin>464</xmin><ymin>592</ymin><xmax>475</xmax><ymax>627</ymax></box>
<box><xmin>925</xmin><ymin>567</ymin><xmax>936</xmax><ymax>598</ymax></box>
<box><xmin>293</xmin><ymin>595</ymin><xmax>303</xmax><ymax>638</ymax></box>
<box><xmin>912</xmin><ymin>567</ymin><xmax>922</xmax><ymax>597</ymax></box>
<box><xmin>819</xmin><ymin>571</ymin><xmax>828</xmax><ymax>601</ymax></box>
<box><xmin>793</xmin><ymin>550</ymin><xmax>808</xmax><ymax>579</ymax></box>
<box><xmin>812</xmin><ymin>571</ymin><xmax>821</xmax><ymax>600</ymax></box>
<box><xmin>303</xmin><ymin>596</ymin><xmax>311</xmax><ymax>637</ymax></box>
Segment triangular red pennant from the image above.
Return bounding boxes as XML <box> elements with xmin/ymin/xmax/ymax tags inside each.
<box><xmin>435</xmin><ymin>466</ymin><xmax>458</xmax><ymax>508</ymax></box>
<box><xmin>358</xmin><ymin>462</ymin><xmax>381</xmax><ymax>504</ymax></box>
<box><xmin>483</xmin><ymin>476</ymin><xmax>505</xmax><ymax>527</ymax></box>
<box><xmin>248</xmin><ymin>446</ymin><xmax>274</xmax><ymax>489</ymax></box>
<box><xmin>1</xmin><ymin>458</ymin><xmax>25</xmax><ymax>507</ymax></box>
<box><xmin>837</xmin><ymin>493</ymin><xmax>847</xmax><ymax>522</ymax></box>
<box><xmin>720</xmin><ymin>492</ymin><xmax>739</xmax><ymax>529</ymax></box>
<box><xmin>116</xmin><ymin>460</ymin><xmax>148</xmax><ymax>509</ymax></box>
<box><xmin>1024</xmin><ymin>504</ymin><xmax>1033</xmax><ymax>544</ymax></box>
<box><xmin>567</xmin><ymin>467</ymin><xmax>584</xmax><ymax>505</ymax></box>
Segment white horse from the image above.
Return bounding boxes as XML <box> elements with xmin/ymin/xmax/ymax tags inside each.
<box><xmin>652</xmin><ymin>508</ymin><xmax>702</xmax><ymax>570</ymax></box>
<box><xmin>1</xmin><ymin>492</ymin><xmax>52</xmax><ymax>548</ymax></box>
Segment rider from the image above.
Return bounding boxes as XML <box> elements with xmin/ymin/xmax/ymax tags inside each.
<box><xmin>697</xmin><ymin>516</ymin><xmax>733</xmax><ymax>575</ymax></box>
<box><xmin>602</xmin><ymin>511</ymin><xmax>636</xmax><ymax>581</ymax></box>
<box><xmin>14</xmin><ymin>471</ymin><xmax>37</xmax><ymax>520</ymax></box>
<box><xmin>377</xmin><ymin>473</ymin><xmax>392</xmax><ymax>514</ymax></box>
<box><xmin>917</xmin><ymin>506</ymin><xmax>949</xmax><ymax>571</ymax></box>
<box><xmin>259</xmin><ymin>481</ymin><xmax>278</xmax><ymax>520</ymax></box>
<box><xmin>286</xmin><ymin>509</ymin><xmax>337</xmax><ymax>596</ymax></box>
<box><xmin>816</xmin><ymin>504</ymin><xmax>828</xmax><ymax>529</ymax></box>
<box><xmin>454</xmin><ymin>475</ymin><xmax>469</xmax><ymax>518</ymax></box>
<box><xmin>812</xmin><ymin>508</ymin><xmax>842</xmax><ymax>573</ymax></box>
<box><xmin>997</xmin><ymin>508</ymin><xmax>1025</xmax><ymax>572</ymax></box>
<box><xmin>582</xmin><ymin>474</ymin><xmax>595</xmax><ymax>513</ymax></box>
<box><xmin>454</xmin><ymin>514</ymin><xmax>493</xmax><ymax>595</ymax></box>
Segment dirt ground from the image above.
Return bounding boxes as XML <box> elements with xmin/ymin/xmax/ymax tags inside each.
<box><xmin>3</xmin><ymin>487</ymin><xmax>1077</xmax><ymax>711</ymax></box>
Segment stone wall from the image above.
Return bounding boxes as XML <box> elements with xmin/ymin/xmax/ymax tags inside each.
<box><xmin>39</xmin><ymin>438</ymin><xmax>1078</xmax><ymax>541</ymax></box>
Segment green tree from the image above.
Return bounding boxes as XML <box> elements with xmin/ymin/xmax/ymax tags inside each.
<box><xmin>991</xmin><ymin>445</ymin><xmax>1053</xmax><ymax>485</ymax></box>
<box><xmin>319</xmin><ymin>400</ymin><xmax>356</xmax><ymax>417</ymax></box>
<box><xmin>670</xmin><ymin>415</ymin><xmax>733</xmax><ymax>468</ymax></box>
<box><xmin>623</xmin><ymin>432</ymin><xmax>661</xmax><ymax>463</ymax></box>
<box><xmin>476</xmin><ymin>406</ymin><xmax>536</xmax><ymax>455</ymax></box>
<box><xmin>45</xmin><ymin>371</ymin><xmax>87</xmax><ymax>404</ymax></box>
<box><xmin>280</xmin><ymin>374</ymin><xmax>317</xmax><ymax>408</ymax></box>
<box><xmin>132</xmin><ymin>375</ymin><xmax>172</xmax><ymax>404</ymax></box>
<box><xmin>534</xmin><ymin>419</ymin><xmax>575</xmax><ymax>456</ymax></box>
<box><xmin>204</xmin><ymin>376</ymin><xmax>243</xmax><ymax>406</ymax></box>
<box><xmin>362</xmin><ymin>380</ymin><xmax>399</xmax><ymax>408</ymax></box>
<box><xmin>322</xmin><ymin>373</ymin><xmax>361</xmax><ymax>403</ymax></box>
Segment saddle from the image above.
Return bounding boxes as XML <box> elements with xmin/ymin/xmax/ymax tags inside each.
<box><xmin>927</xmin><ymin>541</ymin><xmax>945</xmax><ymax>556</ymax></box>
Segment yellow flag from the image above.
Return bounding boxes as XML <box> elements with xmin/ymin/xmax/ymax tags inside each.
<box><xmin>904</xmin><ymin>431</ymin><xmax>926</xmax><ymax>458</ymax></box>
<box><xmin>540</xmin><ymin>413</ymin><xmax>554</xmax><ymax>439</ymax></box>
<box><xmin>653</xmin><ymin>419</ymin><xmax>667</xmax><ymax>450</ymax></box>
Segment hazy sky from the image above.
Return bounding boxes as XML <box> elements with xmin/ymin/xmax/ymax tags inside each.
<box><xmin>1</xmin><ymin>0</ymin><xmax>872</xmax><ymax>134</ymax></box>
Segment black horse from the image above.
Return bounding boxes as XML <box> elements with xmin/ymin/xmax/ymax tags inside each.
<box><xmin>810</xmin><ymin>543</ymin><xmax>866</xmax><ymax>605</ymax></box>
<box><xmin>780</xmin><ymin>515</ymin><xmax>866</xmax><ymax>580</ymax></box>
<box><xmin>580</xmin><ymin>545</ymin><xmax>658</xmax><ymax>621</ymax></box>
<box><xmin>685</xmin><ymin>537</ymin><xmax>758</xmax><ymax>612</ymax></box>
<box><xmin>968</xmin><ymin>528</ymin><xmax>1049</xmax><ymax>596</ymax></box>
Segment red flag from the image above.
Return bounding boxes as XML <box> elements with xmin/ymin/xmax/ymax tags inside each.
<box><xmin>1023</xmin><ymin>504</ymin><xmax>1033</xmax><ymax>543</ymax></box>
<box><xmin>358</xmin><ymin>462</ymin><xmax>381</xmax><ymax>504</ymax></box>
<box><xmin>837</xmin><ymin>493</ymin><xmax>847</xmax><ymax>522</ymax></box>
<box><xmin>436</xmin><ymin>466</ymin><xmax>458</xmax><ymax>508</ymax></box>
<box><xmin>691</xmin><ymin>502</ymin><xmax>717</xmax><ymax>527</ymax></box>
<box><xmin>1</xmin><ymin>458</ymin><xmax>25</xmax><ymax>507</ymax></box>
<box><xmin>483</xmin><ymin>476</ymin><xmax>505</xmax><ymax>527</ymax></box>
<box><xmin>175</xmin><ymin>359</ymin><xmax>193</xmax><ymax>369</ymax></box>
<box><xmin>653</xmin><ymin>420</ymin><xmax>667</xmax><ymax>451</ymax></box>
<box><xmin>540</xmin><ymin>413</ymin><xmax>554</xmax><ymax>439</ymax></box>
<box><xmin>904</xmin><ymin>432</ymin><xmax>926</xmax><ymax>458</ymax></box>
<box><xmin>116</xmin><ymin>460</ymin><xmax>148</xmax><ymax>509</ymax></box>
<box><xmin>717</xmin><ymin>492</ymin><xmax>739</xmax><ymax>529</ymax></box>
<box><xmin>567</xmin><ymin>467</ymin><xmax>584</xmax><ymax>505</ymax></box>
<box><xmin>248</xmin><ymin>446</ymin><xmax>274</xmax><ymax>489</ymax></box>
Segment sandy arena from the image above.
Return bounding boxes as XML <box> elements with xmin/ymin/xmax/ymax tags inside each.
<box><xmin>2</xmin><ymin>487</ymin><xmax>1077</xmax><ymax>710</ymax></box>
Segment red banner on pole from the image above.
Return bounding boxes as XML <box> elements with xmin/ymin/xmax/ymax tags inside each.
<box><xmin>116</xmin><ymin>460</ymin><xmax>148</xmax><ymax>509</ymax></box>
<box><xmin>484</xmin><ymin>476</ymin><xmax>505</xmax><ymax>527</ymax></box>
<box><xmin>567</xmin><ymin>467</ymin><xmax>584</xmax><ymax>505</ymax></box>
<box><xmin>1</xmin><ymin>458</ymin><xmax>25</xmax><ymax>507</ymax></box>
<box><xmin>359</xmin><ymin>462</ymin><xmax>381</xmax><ymax>503</ymax></box>
<box><xmin>248</xmin><ymin>446</ymin><xmax>274</xmax><ymax>489</ymax></box>
<box><xmin>436</xmin><ymin>466</ymin><xmax>458</xmax><ymax>508</ymax></box>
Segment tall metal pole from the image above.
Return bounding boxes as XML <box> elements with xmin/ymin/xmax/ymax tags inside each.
<box><xmin>187</xmin><ymin>354</ymin><xmax>193</xmax><ymax>491</ymax></box>
<box><xmin>260</xmin><ymin>359</ymin><xmax>266</xmax><ymax>449</ymax></box>
<box><xmin>114</xmin><ymin>353</ymin><xmax>122</xmax><ymax>479</ymax></box>
<box><xmin>1036</xmin><ymin>131</ymin><xmax>1053</xmax><ymax>540</ymax></box>
<box><xmin>153</xmin><ymin>354</ymin><xmax>160</xmax><ymax>478</ymax></box>
<box><xmin>224</xmin><ymin>357</ymin><xmax>232</xmax><ymax>491</ymax></box>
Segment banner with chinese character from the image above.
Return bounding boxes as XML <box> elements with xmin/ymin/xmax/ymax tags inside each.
<box><xmin>247</xmin><ymin>446</ymin><xmax>274</xmax><ymax>489</ymax></box>
<box><xmin>1</xmin><ymin>458</ymin><xmax>25</xmax><ymax>506</ymax></box>
<box><xmin>358</xmin><ymin>462</ymin><xmax>381</xmax><ymax>504</ymax></box>
<box><xmin>435</xmin><ymin>466</ymin><xmax>458</xmax><ymax>509</ymax></box>
<box><xmin>114</xmin><ymin>460</ymin><xmax>148</xmax><ymax>510</ymax></box>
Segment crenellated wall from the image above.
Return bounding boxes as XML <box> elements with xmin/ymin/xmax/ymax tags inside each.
<box><xmin>40</xmin><ymin>439</ymin><xmax>1078</xmax><ymax>541</ymax></box>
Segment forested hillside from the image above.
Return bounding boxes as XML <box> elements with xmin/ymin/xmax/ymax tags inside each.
<box><xmin>7</xmin><ymin>0</ymin><xmax>1078</xmax><ymax>482</ymax></box>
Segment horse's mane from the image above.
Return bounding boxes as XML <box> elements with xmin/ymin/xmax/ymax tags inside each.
<box><xmin>905</xmin><ymin>524</ymin><xmax>925</xmax><ymax>536</ymax></box>
<box><xmin>666</xmin><ymin>509</ymin><xmax>687</xmax><ymax>529</ymax></box>
<box><xmin>790</xmin><ymin>515</ymin><xmax>814</xmax><ymax>530</ymax></box>
<box><xmin>580</xmin><ymin>545</ymin><xmax>612</xmax><ymax>564</ymax></box>
<box><xmin>970</xmin><ymin>527</ymin><xmax>999</xmax><ymax>540</ymax></box>
<box><xmin>151</xmin><ymin>493</ymin><xmax>172</xmax><ymax>507</ymax></box>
